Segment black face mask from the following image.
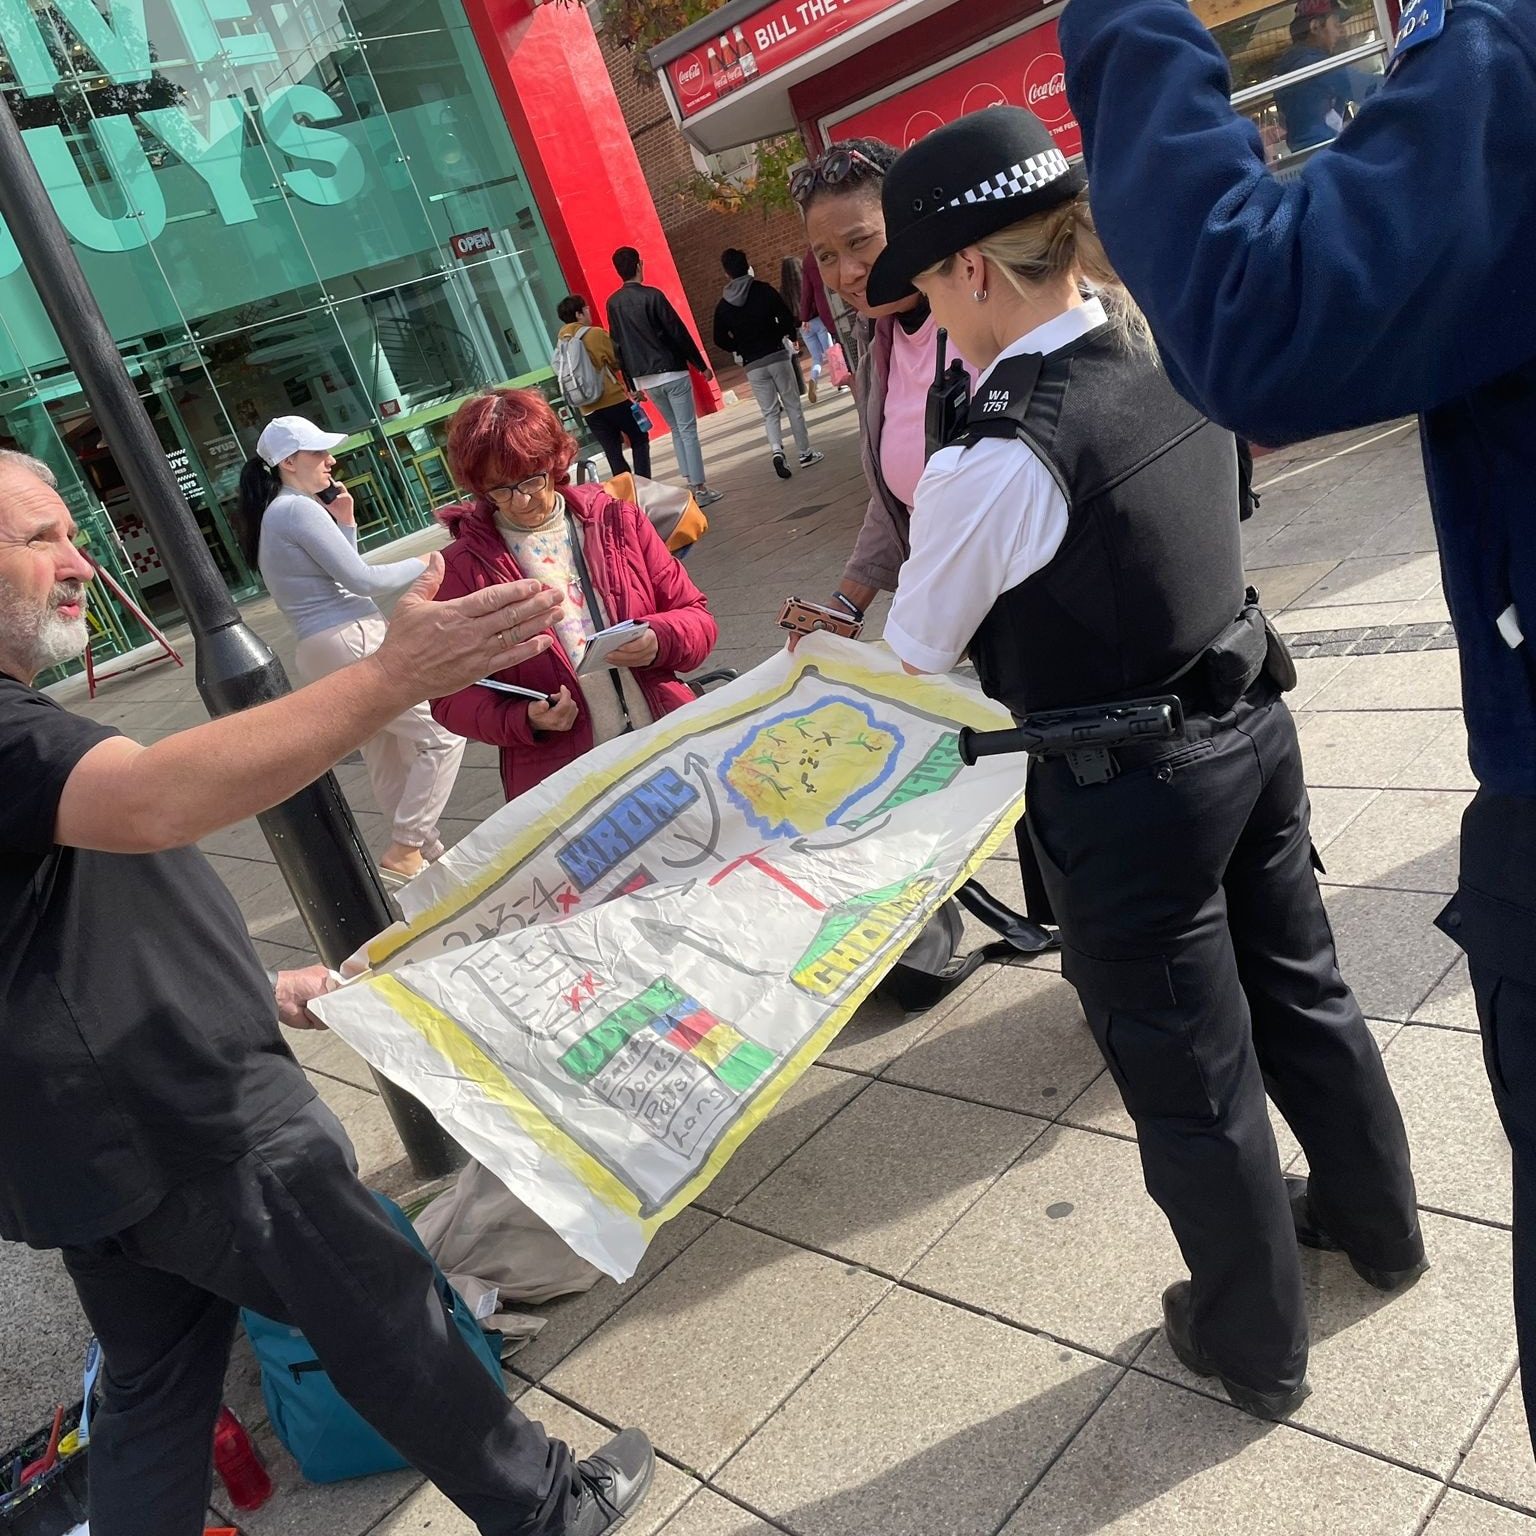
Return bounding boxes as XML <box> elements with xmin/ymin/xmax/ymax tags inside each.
<box><xmin>896</xmin><ymin>296</ymin><xmax>931</xmax><ymax>336</ymax></box>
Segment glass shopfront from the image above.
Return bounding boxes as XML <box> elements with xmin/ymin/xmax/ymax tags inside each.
<box><xmin>0</xmin><ymin>0</ymin><xmax>583</xmax><ymax>663</ymax></box>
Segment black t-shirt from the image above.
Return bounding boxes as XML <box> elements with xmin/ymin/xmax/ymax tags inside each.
<box><xmin>0</xmin><ymin>675</ymin><xmax>313</xmax><ymax>1248</ymax></box>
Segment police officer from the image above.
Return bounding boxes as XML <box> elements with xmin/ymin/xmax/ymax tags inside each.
<box><xmin>870</xmin><ymin>107</ymin><xmax>1425</xmax><ymax>1419</ymax></box>
<box><xmin>1057</xmin><ymin>0</ymin><xmax>1536</xmax><ymax>1450</ymax></box>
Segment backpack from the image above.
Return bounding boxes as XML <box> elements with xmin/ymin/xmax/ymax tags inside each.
<box><xmin>553</xmin><ymin>327</ymin><xmax>608</xmax><ymax>410</ymax></box>
<box><xmin>241</xmin><ymin>1193</ymin><xmax>503</xmax><ymax>1484</ymax></box>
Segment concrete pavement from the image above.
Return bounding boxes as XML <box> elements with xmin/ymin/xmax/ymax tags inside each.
<box><xmin>4</xmin><ymin>392</ymin><xmax>1530</xmax><ymax>1535</ymax></box>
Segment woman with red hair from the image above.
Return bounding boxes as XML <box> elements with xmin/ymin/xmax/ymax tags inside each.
<box><xmin>431</xmin><ymin>388</ymin><xmax>718</xmax><ymax>802</ymax></box>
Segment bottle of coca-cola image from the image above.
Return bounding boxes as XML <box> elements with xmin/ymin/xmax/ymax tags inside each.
<box><xmin>735</xmin><ymin>26</ymin><xmax>758</xmax><ymax>77</ymax></box>
<box><xmin>720</xmin><ymin>30</ymin><xmax>737</xmax><ymax>67</ymax></box>
<box><xmin>708</xmin><ymin>44</ymin><xmax>725</xmax><ymax>92</ymax></box>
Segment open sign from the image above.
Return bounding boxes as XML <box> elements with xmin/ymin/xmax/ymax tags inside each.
<box><xmin>450</xmin><ymin>228</ymin><xmax>496</xmax><ymax>260</ymax></box>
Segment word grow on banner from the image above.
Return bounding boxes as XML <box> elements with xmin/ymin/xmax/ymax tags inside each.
<box><xmin>314</xmin><ymin>637</ymin><xmax>1026</xmax><ymax>1279</ymax></box>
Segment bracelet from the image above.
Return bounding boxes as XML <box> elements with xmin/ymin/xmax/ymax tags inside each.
<box><xmin>831</xmin><ymin>592</ymin><xmax>865</xmax><ymax>622</ymax></box>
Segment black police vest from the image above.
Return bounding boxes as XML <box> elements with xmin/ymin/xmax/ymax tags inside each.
<box><xmin>957</xmin><ymin>323</ymin><xmax>1246</xmax><ymax>716</ymax></box>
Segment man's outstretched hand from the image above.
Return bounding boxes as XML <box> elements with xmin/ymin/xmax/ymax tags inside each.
<box><xmin>275</xmin><ymin>964</ymin><xmax>336</xmax><ymax>1030</ymax></box>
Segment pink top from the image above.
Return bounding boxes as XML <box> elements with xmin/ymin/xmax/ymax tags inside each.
<box><xmin>878</xmin><ymin>310</ymin><xmax>980</xmax><ymax>512</ymax></box>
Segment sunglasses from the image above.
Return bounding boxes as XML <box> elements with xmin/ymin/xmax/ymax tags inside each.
<box><xmin>790</xmin><ymin>146</ymin><xmax>883</xmax><ymax>206</ymax></box>
<box><xmin>486</xmin><ymin>472</ymin><xmax>551</xmax><ymax>502</ymax></box>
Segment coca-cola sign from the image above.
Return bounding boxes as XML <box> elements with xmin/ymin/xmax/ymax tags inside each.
<box><xmin>830</xmin><ymin>20</ymin><xmax>1081</xmax><ymax>159</ymax></box>
<box><xmin>1022</xmin><ymin>52</ymin><xmax>1070</xmax><ymax>125</ymax></box>
<box><xmin>675</xmin><ymin>53</ymin><xmax>706</xmax><ymax>96</ymax></box>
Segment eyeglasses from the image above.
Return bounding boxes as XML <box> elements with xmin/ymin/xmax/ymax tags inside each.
<box><xmin>790</xmin><ymin>146</ymin><xmax>883</xmax><ymax>206</ymax></box>
<box><xmin>486</xmin><ymin>472</ymin><xmax>551</xmax><ymax>502</ymax></box>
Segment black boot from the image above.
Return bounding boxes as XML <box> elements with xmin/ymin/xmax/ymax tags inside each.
<box><xmin>563</xmin><ymin>1428</ymin><xmax>655</xmax><ymax>1535</ymax></box>
<box><xmin>1285</xmin><ymin>1175</ymin><xmax>1429</xmax><ymax>1292</ymax></box>
<box><xmin>1161</xmin><ymin>1281</ymin><xmax>1312</xmax><ymax>1422</ymax></box>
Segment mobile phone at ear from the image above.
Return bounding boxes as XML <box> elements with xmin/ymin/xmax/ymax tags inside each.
<box><xmin>317</xmin><ymin>482</ymin><xmax>343</xmax><ymax>505</ymax></box>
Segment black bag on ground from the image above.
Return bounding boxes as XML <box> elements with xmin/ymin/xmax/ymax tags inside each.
<box><xmin>876</xmin><ymin>878</ymin><xmax>1057</xmax><ymax>1013</ymax></box>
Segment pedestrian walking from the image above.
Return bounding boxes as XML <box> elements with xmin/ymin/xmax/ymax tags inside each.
<box><xmin>0</xmin><ymin>448</ymin><xmax>654</xmax><ymax>1536</ymax></box>
<box><xmin>873</xmin><ymin>107</ymin><xmax>1424</xmax><ymax>1420</ymax></box>
<box><xmin>1059</xmin><ymin>0</ymin><xmax>1536</xmax><ymax>1448</ymax></box>
<box><xmin>430</xmin><ymin>387</ymin><xmax>717</xmax><ymax>803</ymax></box>
<box><xmin>605</xmin><ymin>247</ymin><xmax>722</xmax><ymax>506</ymax></box>
<box><xmin>713</xmin><ymin>248</ymin><xmax>824</xmax><ymax>480</ymax></box>
<box><xmin>240</xmin><ymin>416</ymin><xmax>465</xmax><ymax>884</ymax></box>
<box><xmin>781</xmin><ymin>253</ymin><xmax>833</xmax><ymax>402</ymax></box>
<box><xmin>553</xmin><ymin>295</ymin><xmax>651</xmax><ymax>479</ymax></box>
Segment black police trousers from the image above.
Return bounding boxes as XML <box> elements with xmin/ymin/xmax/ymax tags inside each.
<box><xmin>1027</xmin><ymin>684</ymin><xmax>1422</xmax><ymax>1395</ymax></box>
<box><xmin>59</xmin><ymin>1099</ymin><xmax>580</xmax><ymax>1536</ymax></box>
<box><xmin>1440</xmin><ymin>790</ymin><xmax>1536</xmax><ymax>1455</ymax></box>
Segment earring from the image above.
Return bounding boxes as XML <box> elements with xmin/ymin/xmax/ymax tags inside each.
<box><xmin>972</xmin><ymin>287</ymin><xmax>989</xmax><ymax>303</ymax></box>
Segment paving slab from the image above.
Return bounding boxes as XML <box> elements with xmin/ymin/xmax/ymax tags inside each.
<box><xmin>1001</xmin><ymin>1369</ymin><xmax>1435</xmax><ymax>1535</ymax></box>
<box><xmin>374</xmin><ymin>1389</ymin><xmax>702</xmax><ymax>1535</ymax></box>
<box><xmin>1141</xmin><ymin>1211</ymin><xmax>1515</xmax><ymax>1476</ymax></box>
<box><xmin>1317</xmin><ymin>788</ymin><xmax>1472</xmax><ymax>894</ymax></box>
<box><xmin>1276</xmin><ymin>597</ymin><xmax>1450</xmax><ymax>633</ymax></box>
<box><xmin>814</xmin><ymin>980</ymin><xmax>971</xmax><ymax>1077</ymax></box>
<box><xmin>882</xmin><ymin>965</ymin><xmax>1103</xmax><ymax>1119</ymax></box>
<box><xmin>1456</xmin><ymin>1372</ymin><xmax>1536</xmax><ymax>1515</ymax></box>
<box><xmin>910</xmin><ymin>1125</ymin><xmax>1181</xmax><ymax>1362</ymax></box>
<box><xmin>1380</xmin><ymin>1024</ymin><xmax>1510</xmax><ymax>1225</ymax></box>
<box><xmin>1289</xmin><ymin>554</ymin><xmax>1442</xmax><ymax>609</ymax></box>
<box><xmin>656</xmin><ymin>1489</ymin><xmax>783</xmax><ymax>1535</ymax></box>
<box><xmin>717</xmin><ymin>1287</ymin><xmax>1117</xmax><ymax>1536</ymax></box>
<box><xmin>1306</xmin><ymin>785</ymin><xmax>1382</xmax><ymax>849</ymax></box>
<box><xmin>734</xmin><ymin>1081</ymin><xmax>1045</xmax><ymax>1277</ymax></box>
<box><xmin>695</xmin><ymin>1066</ymin><xmax>869</xmax><ymax>1216</ymax></box>
<box><xmin>1288</xmin><ymin>652</ymin><xmax>1356</xmax><ymax>708</ymax></box>
<box><xmin>1248</xmin><ymin>559</ymin><xmax>1339</xmax><ymax>611</ymax></box>
<box><xmin>1322</xmin><ymin>885</ymin><xmax>1462</xmax><ymax>1021</ymax></box>
<box><xmin>1294</xmin><ymin>710</ymin><xmax>1454</xmax><ymax>789</ymax></box>
<box><xmin>1413</xmin><ymin>957</ymin><xmax>1480</xmax><ymax>1030</ymax></box>
<box><xmin>513</xmin><ymin>1209</ymin><xmax>717</xmax><ymax>1383</ymax></box>
<box><xmin>1424</xmin><ymin>1491</ymin><xmax>1536</xmax><ymax>1536</ymax></box>
<box><xmin>1395</xmin><ymin>717</ymin><xmax>1478</xmax><ymax>792</ymax></box>
<box><xmin>545</xmin><ymin>1221</ymin><xmax>889</xmax><ymax>1475</ymax></box>
<box><xmin>1306</xmin><ymin>648</ymin><xmax>1466</xmax><ymax>711</ymax></box>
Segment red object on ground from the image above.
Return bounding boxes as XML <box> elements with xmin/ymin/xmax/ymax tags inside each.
<box><xmin>212</xmin><ymin>1406</ymin><xmax>272</xmax><ymax>1512</ymax></box>
<box><xmin>19</xmin><ymin>1405</ymin><xmax>65</xmax><ymax>1485</ymax></box>
<box><xmin>460</xmin><ymin>0</ymin><xmax>723</xmax><ymax>423</ymax></box>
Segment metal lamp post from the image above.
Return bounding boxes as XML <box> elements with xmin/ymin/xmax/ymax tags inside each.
<box><xmin>0</xmin><ymin>93</ymin><xmax>462</xmax><ymax>1179</ymax></box>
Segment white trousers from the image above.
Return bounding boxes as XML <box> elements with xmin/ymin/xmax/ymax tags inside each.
<box><xmin>294</xmin><ymin>616</ymin><xmax>466</xmax><ymax>850</ymax></box>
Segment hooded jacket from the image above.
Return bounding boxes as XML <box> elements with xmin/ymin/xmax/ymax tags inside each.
<box><xmin>713</xmin><ymin>278</ymin><xmax>799</xmax><ymax>370</ymax></box>
<box><xmin>429</xmin><ymin>481</ymin><xmax>717</xmax><ymax>803</ymax></box>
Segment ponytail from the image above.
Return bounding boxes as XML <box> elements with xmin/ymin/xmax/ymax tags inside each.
<box><xmin>237</xmin><ymin>456</ymin><xmax>282</xmax><ymax>568</ymax></box>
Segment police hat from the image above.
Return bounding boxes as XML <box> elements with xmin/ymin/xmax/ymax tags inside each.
<box><xmin>866</xmin><ymin>106</ymin><xmax>1086</xmax><ymax>308</ymax></box>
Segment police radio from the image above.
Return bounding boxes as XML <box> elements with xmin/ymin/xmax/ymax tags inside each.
<box><xmin>924</xmin><ymin>327</ymin><xmax>971</xmax><ymax>462</ymax></box>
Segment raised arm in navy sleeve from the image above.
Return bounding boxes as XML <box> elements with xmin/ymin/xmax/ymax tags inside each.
<box><xmin>1060</xmin><ymin>0</ymin><xmax>1536</xmax><ymax>443</ymax></box>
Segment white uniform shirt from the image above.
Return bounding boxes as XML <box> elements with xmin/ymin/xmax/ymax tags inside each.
<box><xmin>885</xmin><ymin>297</ymin><xmax>1108</xmax><ymax>674</ymax></box>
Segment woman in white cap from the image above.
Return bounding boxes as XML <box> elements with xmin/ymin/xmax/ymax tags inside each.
<box><xmin>870</xmin><ymin>106</ymin><xmax>1422</xmax><ymax>1422</ymax></box>
<box><xmin>238</xmin><ymin>416</ymin><xmax>465</xmax><ymax>883</ymax></box>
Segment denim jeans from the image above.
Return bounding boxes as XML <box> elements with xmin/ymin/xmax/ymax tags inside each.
<box><xmin>802</xmin><ymin>318</ymin><xmax>832</xmax><ymax>372</ymax></box>
<box><xmin>646</xmin><ymin>375</ymin><xmax>705</xmax><ymax>487</ymax></box>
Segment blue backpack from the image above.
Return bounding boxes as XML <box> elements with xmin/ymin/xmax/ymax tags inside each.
<box><xmin>242</xmin><ymin>1192</ymin><xmax>503</xmax><ymax>1483</ymax></box>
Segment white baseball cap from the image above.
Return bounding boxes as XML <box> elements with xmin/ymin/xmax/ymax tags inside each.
<box><xmin>256</xmin><ymin>415</ymin><xmax>347</xmax><ymax>467</ymax></box>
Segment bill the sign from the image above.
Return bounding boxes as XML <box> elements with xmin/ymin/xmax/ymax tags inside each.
<box><xmin>829</xmin><ymin>20</ymin><xmax>1082</xmax><ymax>159</ymax></box>
<box><xmin>666</xmin><ymin>0</ymin><xmax>904</xmax><ymax>119</ymax></box>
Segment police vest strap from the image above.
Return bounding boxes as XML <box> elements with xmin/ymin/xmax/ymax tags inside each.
<box><xmin>952</xmin><ymin>350</ymin><xmax>1071</xmax><ymax>505</ymax></box>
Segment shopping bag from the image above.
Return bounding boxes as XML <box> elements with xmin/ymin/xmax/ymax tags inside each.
<box><xmin>603</xmin><ymin>470</ymin><xmax>707</xmax><ymax>554</ymax></box>
<box><xmin>825</xmin><ymin>342</ymin><xmax>852</xmax><ymax>390</ymax></box>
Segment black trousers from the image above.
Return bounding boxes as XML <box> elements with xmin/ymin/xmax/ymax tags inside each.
<box><xmin>1441</xmin><ymin>790</ymin><xmax>1536</xmax><ymax>1454</ymax></box>
<box><xmin>584</xmin><ymin>400</ymin><xmax>650</xmax><ymax>480</ymax></box>
<box><xmin>60</xmin><ymin>1100</ymin><xmax>578</xmax><ymax>1536</ymax></box>
<box><xmin>1027</xmin><ymin>686</ymin><xmax>1421</xmax><ymax>1394</ymax></box>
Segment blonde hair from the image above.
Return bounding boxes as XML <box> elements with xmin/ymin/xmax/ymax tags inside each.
<box><xmin>931</xmin><ymin>192</ymin><xmax>1154</xmax><ymax>356</ymax></box>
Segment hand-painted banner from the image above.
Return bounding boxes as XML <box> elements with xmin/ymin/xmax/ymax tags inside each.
<box><xmin>829</xmin><ymin>20</ymin><xmax>1081</xmax><ymax>158</ymax></box>
<box><xmin>313</xmin><ymin>637</ymin><xmax>1026</xmax><ymax>1279</ymax></box>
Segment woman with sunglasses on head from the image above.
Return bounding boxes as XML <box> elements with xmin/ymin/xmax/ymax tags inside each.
<box><xmin>792</xmin><ymin>139</ymin><xmax>980</xmax><ymax>635</ymax></box>
<box><xmin>430</xmin><ymin>388</ymin><xmax>717</xmax><ymax>804</ymax></box>
<box><xmin>873</xmin><ymin>108</ymin><xmax>1423</xmax><ymax>1422</ymax></box>
<box><xmin>240</xmin><ymin>414</ymin><xmax>466</xmax><ymax>883</ymax></box>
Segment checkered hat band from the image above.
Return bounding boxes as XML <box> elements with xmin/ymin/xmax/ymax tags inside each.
<box><xmin>949</xmin><ymin>149</ymin><xmax>1072</xmax><ymax>208</ymax></box>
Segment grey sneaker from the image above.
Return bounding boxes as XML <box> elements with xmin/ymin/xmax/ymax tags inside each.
<box><xmin>691</xmin><ymin>485</ymin><xmax>725</xmax><ymax>507</ymax></box>
<box><xmin>799</xmin><ymin>450</ymin><xmax>824</xmax><ymax>468</ymax></box>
